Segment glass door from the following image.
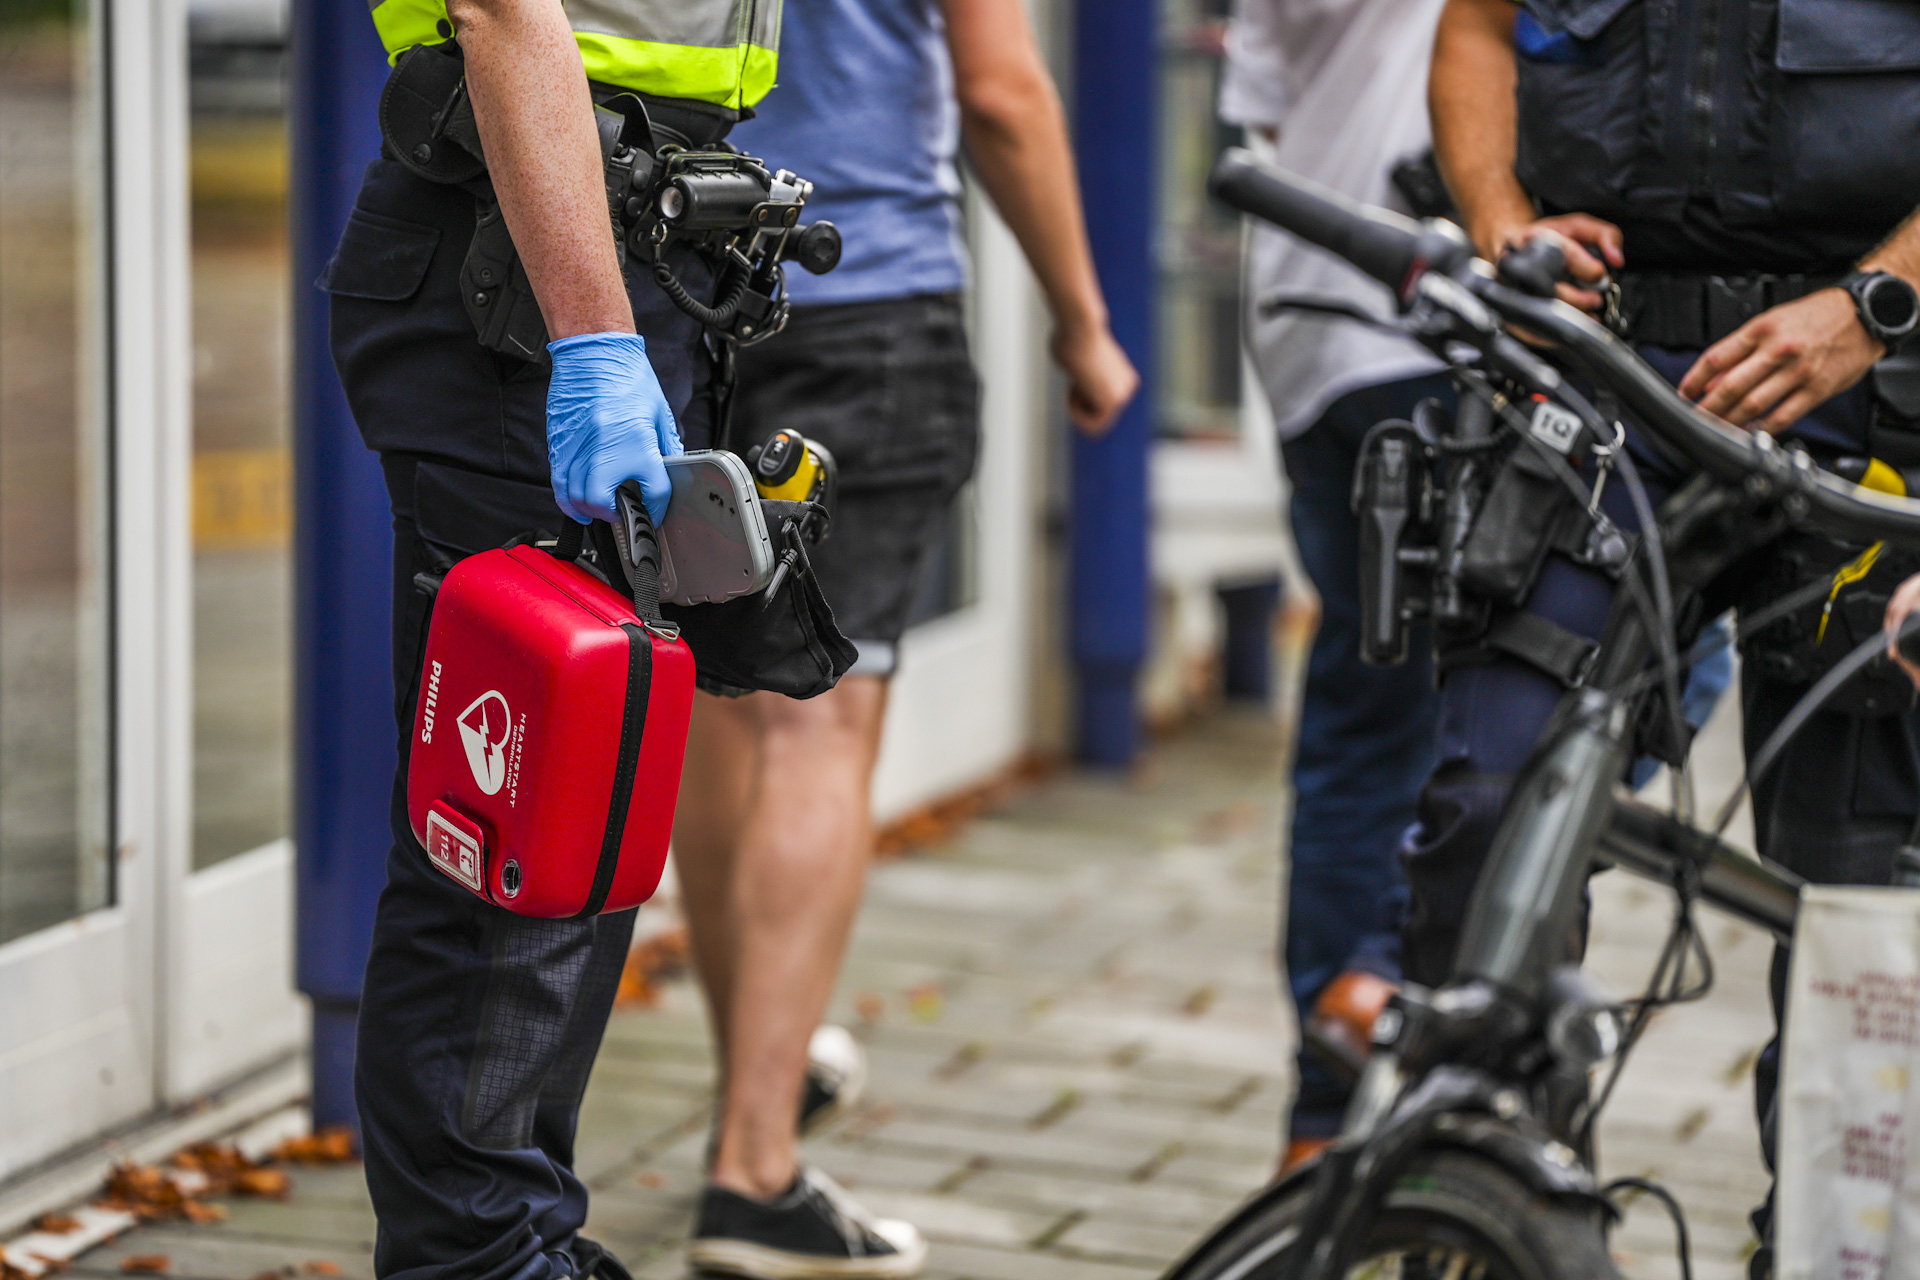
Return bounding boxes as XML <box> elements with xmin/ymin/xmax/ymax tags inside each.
<box><xmin>0</xmin><ymin>0</ymin><xmax>148</xmax><ymax>1181</ymax></box>
<box><xmin>168</xmin><ymin>0</ymin><xmax>303</xmax><ymax>1102</ymax></box>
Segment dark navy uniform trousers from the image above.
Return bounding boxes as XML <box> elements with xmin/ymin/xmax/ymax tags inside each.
<box><xmin>1401</xmin><ymin>346</ymin><xmax>1920</xmax><ymax>1257</ymax></box>
<box><xmin>323</xmin><ymin>158</ymin><xmax>716</xmax><ymax>1280</ymax></box>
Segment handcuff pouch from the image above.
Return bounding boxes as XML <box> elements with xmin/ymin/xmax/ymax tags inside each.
<box><xmin>1457</xmin><ymin>442</ymin><xmax>1587</xmax><ymax>607</ymax></box>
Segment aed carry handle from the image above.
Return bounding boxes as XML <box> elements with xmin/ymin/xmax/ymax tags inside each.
<box><xmin>552</xmin><ymin>481</ymin><xmax>668</xmax><ymax>627</ymax></box>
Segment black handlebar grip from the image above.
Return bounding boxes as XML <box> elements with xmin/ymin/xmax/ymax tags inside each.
<box><xmin>1210</xmin><ymin>149</ymin><xmax>1458</xmax><ymax>296</ymax></box>
<box><xmin>784</xmin><ymin>221</ymin><xmax>842</xmax><ymax>275</ymax></box>
<box><xmin>1497</xmin><ymin>238</ymin><xmax>1570</xmax><ymax>299</ymax></box>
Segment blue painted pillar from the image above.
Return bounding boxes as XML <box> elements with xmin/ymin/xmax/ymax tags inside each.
<box><xmin>1069</xmin><ymin>0</ymin><xmax>1156</xmax><ymax>766</ymax></box>
<box><xmin>289</xmin><ymin>0</ymin><xmax>393</xmax><ymax>1133</ymax></box>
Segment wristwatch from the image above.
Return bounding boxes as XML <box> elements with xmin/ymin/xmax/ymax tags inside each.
<box><xmin>1841</xmin><ymin>270</ymin><xmax>1920</xmax><ymax>351</ymax></box>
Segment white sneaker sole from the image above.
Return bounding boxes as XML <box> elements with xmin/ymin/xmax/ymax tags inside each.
<box><xmin>686</xmin><ymin>1235</ymin><xmax>928</xmax><ymax>1280</ymax></box>
<box><xmin>801</xmin><ymin>1026</ymin><xmax>869</xmax><ymax>1136</ymax></box>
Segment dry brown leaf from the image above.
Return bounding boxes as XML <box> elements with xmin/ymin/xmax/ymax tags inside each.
<box><xmin>233</xmin><ymin>1168</ymin><xmax>291</xmax><ymax>1199</ymax></box>
<box><xmin>270</xmin><ymin>1128</ymin><xmax>355</xmax><ymax>1165</ymax></box>
<box><xmin>905</xmin><ymin>982</ymin><xmax>944</xmax><ymax>1023</ymax></box>
<box><xmin>247</xmin><ymin>1270</ymin><xmax>289</xmax><ymax>1280</ymax></box>
<box><xmin>854</xmin><ymin>991</ymin><xmax>886</xmax><ymax>1025</ymax></box>
<box><xmin>100</xmin><ymin>1163</ymin><xmax>190</xmax><ymax>1221</ymax></box>
<box><xmin>181</xmin><ymin>1201</ymin><xmax>229</xmax><ymax>1224</ymax></box>
<box><xmin>32</xmin><ymin>1214</ymin><xmax>82</xmax><ymax>1235</ymax></box>
<box><xmin>873</xmin><ymin>754</ymin><xmax>1054</xmax><ymax>859</ymax></box>
<box><xmin>615</xmin><ymin>927</ymin><xmax>689</xmax><ymax>1008</ymax></box>
<box><xmin>119</xmin><ymin>1256</ymin><xmax>171</xmax><ymax>1274</ymax></box>
<box><xmin>633</xmin><ymin>1171</ymin><xmax>666</xmax><ymax>1189</ymax></box>
<box><xmin>299</xmin><ymin>1262</ymin><xmax>342</xmax><ymax>1276</ymax></box>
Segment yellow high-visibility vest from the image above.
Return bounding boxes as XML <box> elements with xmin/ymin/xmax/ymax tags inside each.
<box><xmin>369</xmin><ymin>0</ymin><xmax>780</xmax><ymax>112</ymax></box>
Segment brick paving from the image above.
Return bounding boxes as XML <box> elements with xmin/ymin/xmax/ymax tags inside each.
<box><xmin>60</xmin><ymin>704</ymin><xmax>1782</xmax><ymax>1280</ymax></box>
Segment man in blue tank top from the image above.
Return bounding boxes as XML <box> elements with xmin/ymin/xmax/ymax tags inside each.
<box><xmin>666</xmin><ymin>3</ymin><xmax>1137</xmax><ymax>1275</ymax></box>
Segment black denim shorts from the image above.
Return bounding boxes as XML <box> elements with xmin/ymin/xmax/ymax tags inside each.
<box><xmin>731</xmin><ymin>292</ymin><xmax>981</xmax><ymax>669</ymax></box>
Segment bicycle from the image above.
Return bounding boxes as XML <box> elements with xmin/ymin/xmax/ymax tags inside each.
<box><xmin>1162</xmin><ymin>149</ymin><xmax>1920</xmax><ymax>1280</ymax></box>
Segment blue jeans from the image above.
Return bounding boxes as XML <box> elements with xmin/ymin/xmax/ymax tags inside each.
<box><xmin>1278</xmin><ymin>373</ymin><xmax>1451</xmax><ymax>1137</ymax></box>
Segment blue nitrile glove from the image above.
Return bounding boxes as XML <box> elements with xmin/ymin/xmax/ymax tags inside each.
<box><xmin>546</xmin><ymin>332</ymin><xmax>684</xmax><ymax>526</ymax></box>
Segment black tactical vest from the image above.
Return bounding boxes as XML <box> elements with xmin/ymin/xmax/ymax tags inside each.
<box><xmin>1515</xmin><ymin>0</ymin><xmax>1920</xmax><ymax>268</ymax></box>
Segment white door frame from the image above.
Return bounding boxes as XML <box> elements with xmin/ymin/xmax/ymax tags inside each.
<box><xmin>157</xmin><ymin>0</ymin><xmax>304</xmax><ymax>1104</ymax></box>
<box><xmin>0</xmin><ymin>0</ymin><xmax>302</xmax><ymax>1186</ymax></box>
<box><xmin>0</xmin><ymin>0</ymin><xmax>179</xmax><ymax>1183</ymax></box>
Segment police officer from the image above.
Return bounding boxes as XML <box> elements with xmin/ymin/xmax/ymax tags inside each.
<box><xmin>1425</xmin><ymin>1</ymin><xmax>1920</xmax><ymax>1273</ymax></box>
<box><xmin>320</xmin><ymin>1</ymin><xmax>776</xmax><ymax>1275</ymax></box>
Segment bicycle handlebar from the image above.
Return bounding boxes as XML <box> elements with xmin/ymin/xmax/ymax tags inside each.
<box><xmin>1209</xmin><ymin>149</ymin><xmax>1470</xmax><ymax>299</ymax></box>
<box><xmin>1209</xmin><ymin>148</ymin><xmax>1920</xmax><ymax>548</ymax></box>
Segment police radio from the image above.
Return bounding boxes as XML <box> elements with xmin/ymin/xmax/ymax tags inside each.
<box><xmin>377</xmin><ymin>42</ymin><xmax>841</xmax><ymax>364</ymax></box>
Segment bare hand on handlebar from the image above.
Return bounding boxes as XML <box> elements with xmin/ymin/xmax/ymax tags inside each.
<box><xmin>1479</xmin><ymin>214</ymin><xmax>1624</xmax><ymax>315</ymax></box>
<box><xmin>1887</xmin><ymin>574</ymin><xmax>1920</xmax><ymax>689</ymax></box>
<box><xmin>1677</xmin><ymin>288</ymin><xmax>1882</xmax><ymax>435</ymax></box>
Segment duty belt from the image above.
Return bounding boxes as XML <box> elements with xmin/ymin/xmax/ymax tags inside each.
<box><xmin>1617</xmin><ymin>271</ymin><xmax>1843</xmax><ymax>350</ymax></box>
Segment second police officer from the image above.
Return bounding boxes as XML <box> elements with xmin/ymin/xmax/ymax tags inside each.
<box><xmin>1425</xmin><ymin>0</ymin><xmax>1920</xmax><ymax>1274</ymax></box>
<box><xmin>321</xmin><ymin>0</ymin><xmax>776</xmax><ymax>1276</ymax></box>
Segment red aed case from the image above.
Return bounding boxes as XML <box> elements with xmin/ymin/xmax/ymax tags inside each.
<box><xmin>407</xmin><ymin>534</ymin><xmax>693</xmax><ymax>917</ymax></box>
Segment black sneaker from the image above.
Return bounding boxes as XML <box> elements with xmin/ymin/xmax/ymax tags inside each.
<box><xmin>687</xmin><ymin>1166</ymin><xmax>927</xmax><ymax>1280</ymax></box>
<box><xmin>799</xmin><ymin>1026</ymin><xmax>866</xmax><ymax>1135</ymax></box>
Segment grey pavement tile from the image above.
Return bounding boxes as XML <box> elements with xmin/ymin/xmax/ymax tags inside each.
<box><xmin>192</xmin><ymin>1198</ymin><xmax>379</xmax><ymax>1245</ymax></box>
<box><xmin>1051</xmin><ymin>1213</ymin><xmax>1203</xmax><ymax>1267</ymax></box>
<box><xmin>273</xmin><ymin>1166</ymin><xmax>373</xmax><ymax>1208</ymax></box>
<box><xmin>955</xmin><ymin>1168</ymin><xmax>1247</xmax><ymax>1231</ymax></box>
<box><xmin>69</xmin><ymin>707</ymin><xmax>1781</xmax><ymax>1280</ymax></box>
<box><xmin>803</xmin><ymin>1148</ymin><xmax>969</xmax><ymax>1197</ymax></box>
<box><xmin>69</xmin><ymin>1227</ymin><xmax>374</xmax><ymax>1280</ymax></box>
<box><xmin>915</xmin><ymin>1238</ymin><xmax>1161</xmax><ymax>1280</ymax></box>
<box><xmin>841</xmin><ymin>1189</ymin><xmax>1056</xmax><ymax>1249</ymax></box>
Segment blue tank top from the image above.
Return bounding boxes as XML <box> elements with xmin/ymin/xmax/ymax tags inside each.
<box><xmin>731</xmin><ymin>0</ymin><xmax>968</xmax><ymax>306</ymax></box>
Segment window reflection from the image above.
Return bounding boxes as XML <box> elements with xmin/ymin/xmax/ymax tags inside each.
<box><xmin>0</xmin><ymin>0</ymin><xmax>112</xmax><ymax>941</ymax></box>
<box><xmin>1160</xmin><ymin>0</ymin><xmax>1242</xmax><ymax>440</ymax></box>
<box><xmin>190</xmin><ymin>0</ymin><xmax>291</xmax><ymax>869</ymax></box>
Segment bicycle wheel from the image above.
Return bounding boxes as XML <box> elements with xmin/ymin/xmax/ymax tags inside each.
<box><xmin>1167</xmin><ymin>1148</ymin><xmax>1619</xmax><ymax>1280</ymax></box>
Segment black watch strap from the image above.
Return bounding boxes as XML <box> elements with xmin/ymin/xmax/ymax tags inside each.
<box><xmin>1843</xmin><ymin>270</ymin><xmax>1920</xmax><ymax>350</ymax></box>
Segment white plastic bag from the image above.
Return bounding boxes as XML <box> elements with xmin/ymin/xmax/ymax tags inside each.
<box><xmin>1778</xmin><ymin>886</ymin><xmax>1920</xmax><ymax>1280</ymax></box>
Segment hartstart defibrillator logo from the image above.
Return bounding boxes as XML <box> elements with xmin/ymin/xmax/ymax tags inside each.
<box><xmin>457</xmin><ymin>691</ymin><xmax>513</xmax><ymax>796</ymax></box>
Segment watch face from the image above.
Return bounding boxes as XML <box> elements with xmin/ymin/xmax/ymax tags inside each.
<box><xmin>1865</xmin><ymin>275</ymin><xmax>1920</xmax><ymax>335</ymax></box>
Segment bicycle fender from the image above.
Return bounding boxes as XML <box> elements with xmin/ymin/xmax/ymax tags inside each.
<box><xmin>1424</xmin><ymin>1114</ymin><xmax>1604</xmax><ymax>1204</ymax></box>
<box><xmin>1156</xmin><ymin>1166</ymin><xmax>1321</xmax><ymax>1280</ymax></box>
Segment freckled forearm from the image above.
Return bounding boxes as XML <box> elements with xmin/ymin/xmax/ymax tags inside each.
<box><xmin>450</xmin><ymin>0</ymin><xmax>632</xmax><ymax>339</ymax></box>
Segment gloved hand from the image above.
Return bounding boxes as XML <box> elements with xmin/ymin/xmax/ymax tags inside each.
<box><xmin>546</xmin><ymin>332</ymin><xmax>684</xmax><ymax>526</ymax></box>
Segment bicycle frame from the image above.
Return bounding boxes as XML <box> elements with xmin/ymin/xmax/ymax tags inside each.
<box><xmin>1257</xmin><ymin>426</ymin><xmax>1813</xmax><ymax>1280</ymax></box>
<box><xmin>1184</xmin><ymin>144</ymin><xmax>1920</xmax><ymax>1280</ymax></box>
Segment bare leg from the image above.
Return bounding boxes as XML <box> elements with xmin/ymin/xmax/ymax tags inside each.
<box><xmin>673</xmin><ymin>676</ymin><xmax>891</xmax><ymax>1198</ymax></box>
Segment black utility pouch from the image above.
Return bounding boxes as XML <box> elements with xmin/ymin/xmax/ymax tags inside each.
<box><xmin>1739</xmin><ymin>530</ymin><xmax>1920</xmax><ymax>716</ymax></box>
<box><xmin>660</xmin><ymin>513</ymin><xmax>857</xmax><ymax>699</ymax></box>
<box><xmin>1870</xmin><ymin>352</ymin><xmax>1920</xmax><ymax>468</ymax></box>
<box><xmin>1457</xmin><ymin>441</ymin><xmax>1585</xmax><ymax>606</ymax></box>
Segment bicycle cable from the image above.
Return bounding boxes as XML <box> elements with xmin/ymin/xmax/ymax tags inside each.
<box><xmin>1575</xmin><ymin>869</ymin><xmax>1715</xmax><ymax>1150</ymax></box>
<box><xmin>1602</xmin><ymin>1177</ymin><xmax>1696</xmax><ymax>1280</ymax></box>
<box><xmin>1610</xmin><ymin>439</ymin><xmax>1694</xmax><ymax>823</ymax></box>
<box><xmin>1614</xmin><ymin>574</ymin><xmax>1838</xmax><ymax>704</ymax></box>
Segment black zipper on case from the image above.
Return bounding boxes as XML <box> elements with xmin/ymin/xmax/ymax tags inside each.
<box><xmin>576</xmin><ymin>622</ymin><xmax>652</xmax><ymax>916</ymax></box>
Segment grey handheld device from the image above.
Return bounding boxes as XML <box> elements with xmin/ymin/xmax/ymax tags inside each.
<box><xmin>658</xmin><ymin>451</ymin><xmax>776</xmax><ymax>605</ymax></box>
